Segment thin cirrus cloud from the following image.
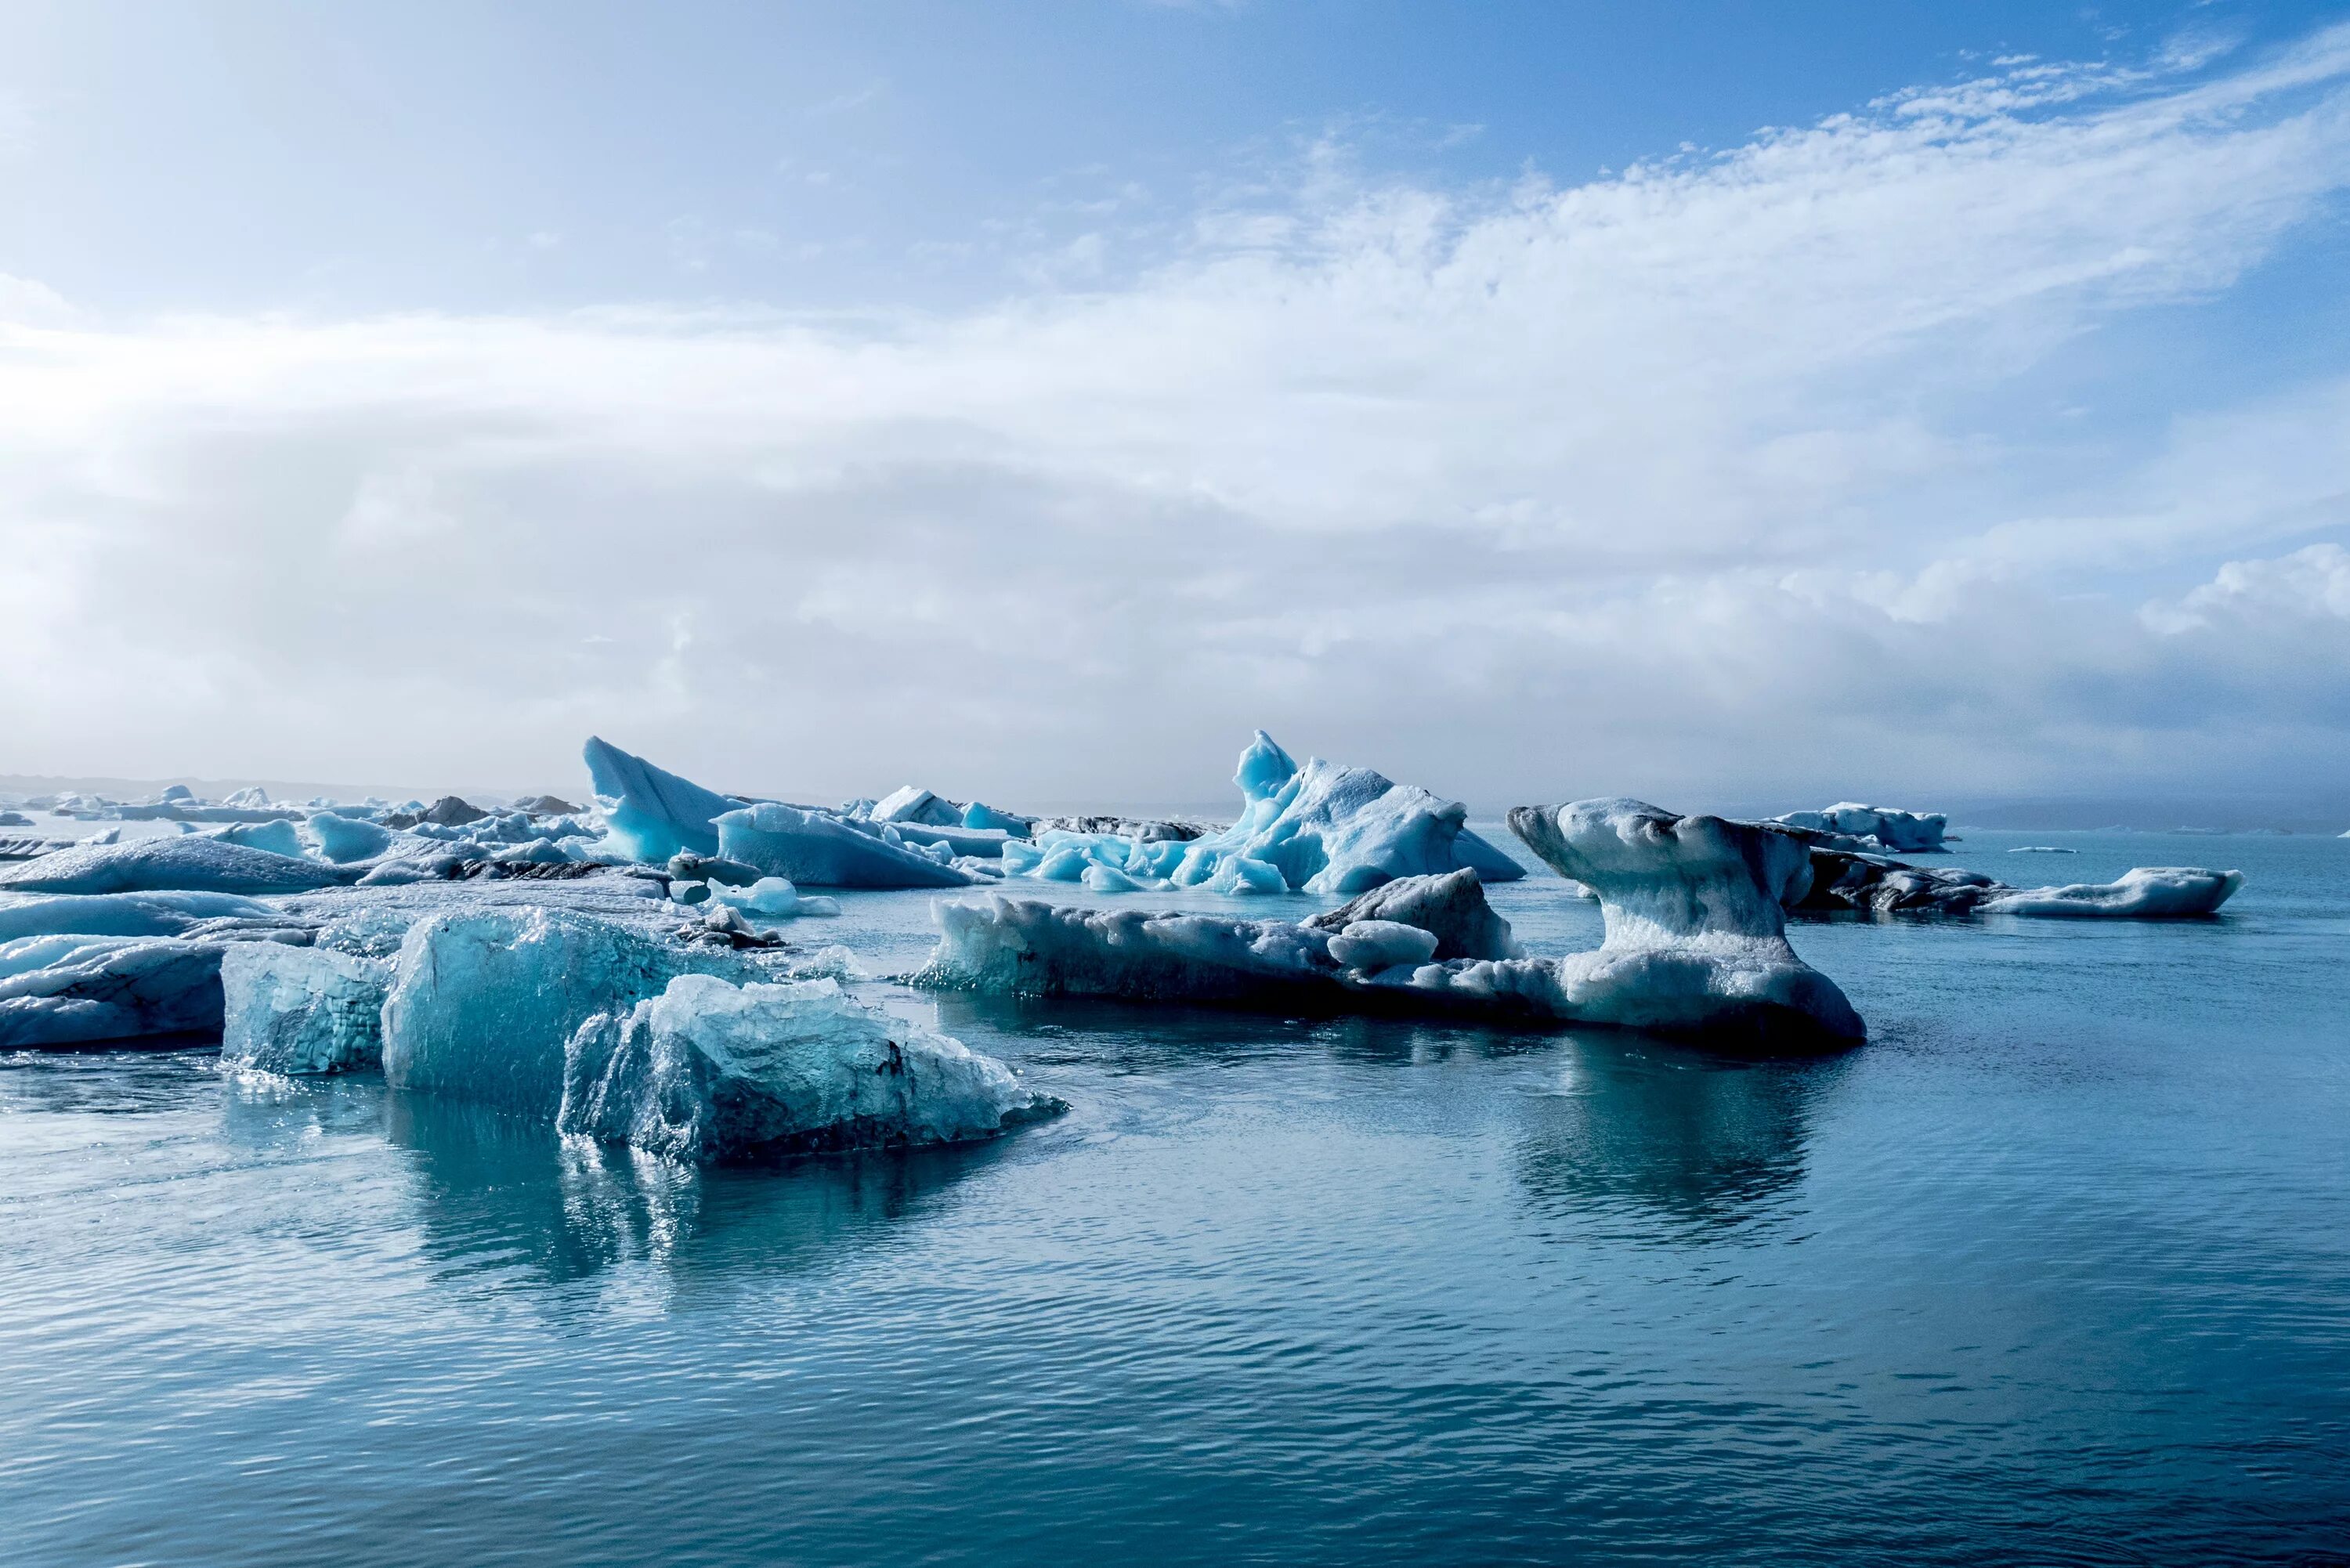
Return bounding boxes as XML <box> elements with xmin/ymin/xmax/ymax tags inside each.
<box><xmin>2</xmin><ymin>26</ymin><xmax>2348</xmax><ymax>808</ymax></box>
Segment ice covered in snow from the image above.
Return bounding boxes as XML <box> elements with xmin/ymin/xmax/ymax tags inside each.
<box><xmin>160</xmin><ymin>785</ymin><xmax>195</xmax><ymax>804</ymax></box>
<box><xmin>583</xmin><ymin>735</ymin><xmax>745</xmax><ymax>862</ymax></box>
<box><xmin>870</xmin><ymin>786</ymin><xmax>965</xmax><ymax>828</ymax></box>
<box><xmin>558</xmin><ymin>973</ymin><xmax>1061</xmax><ymax>1161</ymax></box>
<box><xmin>1171</xmin><ymin>731</ymin><xmax>1525</xmax><ymax>895</ymax></box>
<box><xmin>0</xmin><ymin>834</ymin><xmax>345</xmax><ymax>895</ymax></box>
<box><xmin>380</xmin><ymin>905</ymin><xmax>742</xmax><ymax>1118</ymax></box>
<box><xmin>218</xmin><ymin>945</ymin><xmax>392</xmax><ymax>1075</ymax></box>
<box><xmin>0</xmin><ymin>935</ymin><xmax>248</xmax><ymax>1047</ymax></box>
<box><xmin>1510</xmin><ymin>800</ymin><xmax>1864</xmax><ymax>1043</ymax></box>
<box><xmin>309</xmin><ymin>811</ymin><xmax>396</xmax><ymax>864</ymax></box>
<box><xmin>1323</xmin><ymin>919</ymin><xmax>1440</xmax><ymax>970</ymax></box>
<box><xmin>222</xmin><ymin>786</ymin><xmax>271</xmax><ymax>808</ymax></box>
<box><xmin>717</xmin><ymin>802</ymin><xmax>978</xmax><ymax>889</ymax></box>
<box><xmin>1980</xmin><ymin>867</ymin><xmax>2243</xmax><ymax>918</ymax></box>
<box><xmin>1770</xmin><ymin>803</ymin><xmax>1949</xmax><ymax>853</ymax></box>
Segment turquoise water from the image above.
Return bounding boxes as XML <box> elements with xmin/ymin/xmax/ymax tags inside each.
<box><xmin>3</xmin><ymin>830</ymin><xmax>2345</xmax><ymax>1566</ymax></box>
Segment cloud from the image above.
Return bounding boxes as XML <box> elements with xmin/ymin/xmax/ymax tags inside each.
<box><xmin>2</xmin><ymin>28</ymin><xmax>2348</xmax><ymax>804</ymax></box>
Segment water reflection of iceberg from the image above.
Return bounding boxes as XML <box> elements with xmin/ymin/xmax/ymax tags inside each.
<box><xmin>377</xmin><ymin>1089</ymin><xmax>1008</xmax><ymax>1290</ymax></box>
<box><xmin>1514</xmin><ymin>1033</ymin><xmax>1846</xmax><ymax>1237</ymax></box>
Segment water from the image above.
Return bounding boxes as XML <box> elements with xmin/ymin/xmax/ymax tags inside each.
<box><xmin>3</xmin><ymin>829</ymin><xmax>2346</xmax><ymax>1566</ymax></box>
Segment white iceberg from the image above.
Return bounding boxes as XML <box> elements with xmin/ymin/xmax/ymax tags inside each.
<box><xmin>219</xmin><ymin>945</ymin><xmax>392</xmax><ymax>1075</ymax></box>
<box><xmin>923</xmin><ymin>803</ymin><xmax>1864</xmax><ymax>1048</ymax></box>
<box><xmin>558</xmin><ymin>973</ymin><xmax>1061</xmax><ymax>1161</ymax></box>
<box><xmin>1771</xmin><ymin>803</ymin><xmax>1948</xmax><ymax>852</ymax></box>
<box><xmin>583</xmin><ymin>735</ymin><xmax>746</xmax><ymax>862</ymax></box>
<box><xmin>704</xmin><ymin>876</ymin><xmax>842</xmax><ymax>919</ymax></box>
<box><xmin>1511</xmin><ymin>799</ymin><xmax>1864</xmax><ymax>1043</ymax></box>
<box><xmin>1979</xmin><ymin>866</ymin><xmax>2243</xmax><ymax>918</ymax></box>
<box><xmin>716</xmin><ymin>802</ymin><xmax>978</xmax><ymax>889</ymax></box>
<box><xmin>869</xmin><ymin>786</ymin><xmax>966</xmax><ymax>828</ymax></box>
<box><xmin>380</xmin><ymin>905</ymin><xmax>739</xmax><ymax>1118</ymax></box>
<box><xmin>0</xmin><ymin>834</ymin><xmax>345</xmax><ymax>895</ymax></box>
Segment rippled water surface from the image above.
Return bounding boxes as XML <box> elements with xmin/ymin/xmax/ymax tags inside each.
<box><xmin>4</xmin><ymin>830</ymin><xmax>2346</xmax><ymax>1566</ymax></box>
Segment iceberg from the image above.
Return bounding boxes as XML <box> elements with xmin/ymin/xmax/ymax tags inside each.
<box><xmin>704</xmin><ymin>876</ymin><xmax>842</xmax><ymax>919</ymax></box>
<box><xmin>309</xmin><ymin>811</ymin><xmax>396</xmax><ymax>864</ymax></box>
<box><xmin>380</xmin><ymin>906</ymin><xmax>740</xmax><ymax>1118</ymax></box>
<box><xmin>558</xmin><ymin>973</ymin><xmax>1061</xmax><ymax>1161</ymax></box>
<box><xmin>0</xmin><ymin>834</ymin><xmax>345</xmax><ymax>895</ymax></box>
<box><xmin>210</xmin><ymin>819</ymin><xmax>306</xmax><ymax>858</ymax></box>
<box><xmin>1172</xmin><ymin>731</ymin><xmax>1524</xmax><ymax>895</ymax></box>
<box><xmin>1509</xmin><ymin>800</ymin><xmax>1864</xmax><ymax>1043</ymax></box>
<box><xmin>1770</xmin><ymin>803</ymin><xmax>1948</xmax><ymax>853</ymax></box>
<box><xmin>921</xmin><ymin>804</ymin><xmax>1864</xmax><ymax>1049</ymax></box>
<box><xmin>218</xmin><ymin>945</ymin><xmax>392</xmax><ymax>1075</ymax></box>
<box><xmin>1980</xmin><ymin>867</ymin><xmax>2243</xmax><ymax>918</ymax></box>
<box><xmin>963</xmin><ymin>801</ymin><xmax>1036</xmax><ymax>834</ymax></box>
<box><xmin>716</xmin><ymin>802</ymin><xmax>978</xmax><ymax>889</ymax></box>
<box><xmin>870</xmin><ymin>786</ymin><xmax>966</xmax><ymax>828</ymax></box>
<box><xmin>0</xmin><ymin>935</ymin><xmax>248</xmax><ymax>1047</ymax></box>
<box><xmin>583</xmin><ymin>735</ymin><xmax>747</xmax><ymax>862</ymax></box>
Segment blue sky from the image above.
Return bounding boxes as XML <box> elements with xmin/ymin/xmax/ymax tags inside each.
<box><xmin>3</xmin><ymin>2</ymin><xmax>2348</xmax><ymax>810</ymax></box>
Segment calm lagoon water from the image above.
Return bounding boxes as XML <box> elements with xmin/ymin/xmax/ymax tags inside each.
<box><xmin>3</xmin><ymin>829</ymin><xmax>2346</xmax><ymax>1566</ymax></box>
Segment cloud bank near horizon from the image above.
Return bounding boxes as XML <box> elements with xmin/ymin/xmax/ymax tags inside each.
<box><xmin>4</xmin><ymin>27</ymin><xmax>2349</xmax><ymax>810</ymax></box>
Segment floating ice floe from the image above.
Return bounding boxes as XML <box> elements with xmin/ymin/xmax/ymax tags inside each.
<box><xmin>380</xmin><ymin>906</ymin><xmax>745</xmax><ymax>1118</ymax></box>
<box><xmin>717</xmin><ymin>802</ymin><xmax>979</xmax><ymax>889</ymax></box>
<box><xmin>870</xmin><ymin>786</ymin><xmax>966</xmax><ymax>828</ymax></box>
<box><xmin>1771</xmin><ymin>803</ymin><xmax>1950</xmax><ymax>853</ymax></box>
<box><xmin>702</xmin><ymin>876</ymin><xmax>842</xmax><ymax>919</ymax></box>
<box><xmin>1979</xmin><ymin>867</ymin><xmax>2245</xmax><ymax>918</ymax></box>
<box><xmin>1788</xmin><ymin>842</ymin><xmax>2242</xmax><ymax>919</ymax></box>
<box><xmin>559</xmin><ymin>973</ymin><xmax>1062</xmax><ymax>1161</ymax></box>
<box><xmin>0</xmin><ymin>890</ymin><xmax>276</xmax><ymax>942</ymax></box>
<box><xmin>923</xmin><ymin>799</ymin><xmax>1864</xmax><ymax>1050</ymax></box>
<box><xmin>218</xmin><ymin>945</ymin><xmax>392</xmax><ymax>1075</ymax></box>
<box><xmin>0</xmin><ymin>834</ymin><xmax>346</xmax><ymax>895</ymax></box>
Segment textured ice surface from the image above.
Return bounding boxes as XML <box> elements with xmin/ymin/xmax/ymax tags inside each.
<box><xmin>1173</xmin><ymin>731</ymin><xmax>1524</xmax><ymax>895</ymax></box>
<box><xmin>717</xmin><ymin>803</ymin><xmax>978</xmax><ymax>889</ymax></box>
<box><xmin>559</xmin><ymin>974</ymin><xmax>1061</xmax><ymax>1160</ymax></box>
<box><xmin>1982</xmin><ymin>867</ymin><xmax>2243</xmax><ymax>918</ymax></box>
<box><xmin>0</xmin><ymin>891</ymin><xmax>274</xmax><ymax>942</ymax></box>
<box><xmin>1771</xmin><ymin>804</ymin><xmax>1949</xmax><ymax>852</ymax></box>
<box><xmin>1300</xmin><ymin>868</ymin><xmax>1521</xmax><ymax>961</ymax></box>
<box><xmin>1509</xmin><ymin>798</ymin><xmax>1864</xmax><ymax>1043</ymax></box>
<box><xmin>0</xmin><ymin>935</ymin><xmax>244</xmax><ymax>1047</ymax></box>
<box><xmin>0</xmin><ymin>835</ymin><xmax>345</xmax><ymax>895</ymax></box>
<box><xmin>583</xmin><ymin>735</ymin><xmax>743</xmax><ymax>862</ymax></box>
<box><xmin>218</xmin><ymin>945</ymin><xmax>392</xmax><ymax>1075</ymax></box>
<box><xmin>381</xmin><ymin>906</ymin><xmax>742</xmax><ymax>1118</ymax></box>
<box><xmin>870</xmin><ymin>786</ymin><xmax>965</xmax><ymax>828</ymax></box>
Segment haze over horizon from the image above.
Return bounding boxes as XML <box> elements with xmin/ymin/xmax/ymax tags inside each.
<box><xmin>5</xmin><ymin>2</ymin><xmax>2348</xmax><ymax>814</ymax></box>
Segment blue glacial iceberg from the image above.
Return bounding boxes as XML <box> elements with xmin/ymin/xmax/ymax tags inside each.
<box><xmin>1979</xmin><ymin>866</ymin><xmax>2243</xmax><ymax>918</ymax></box>
<box><xmin>1770</xmin><ymin>803</ymin><xmax>1949</xmax><ymax>853</ymax></box>
<box><xmin>0</xmin><ymin>890</ymin><xmax>275</xmax><ymax>942</ymax></box>
<box><xmin>0</xmin><ymin>835</ymin><xmax>345</xmax><ymax>895</ymax></box>
<box><xmin>380</xmin><ymin>906</ymin><xmax>742</xmax><ymax>1118</ymax></box>
<box><xmin>210</xmin><ymin>819</ymin><xmax>306</xmax><ymax>858</ymax></box>
<box><xmin>716</xmin><ymin>803</ymin><xmax>978</xmax><ymax>889</ymax></box>
<box><xmin>583</xmin><ymin>735</ymin><xmax>746</xmax><ymax>862</ymax></box>
<box><xmin>218</xmin><ymin>945</ymin><xmax>392</xmax><ymax>1075</ymax></box>
<box><xmin>308</xmin><ymin>811</ymin><xmax>396</xmax><ymax>864</ymax></box>
<box><xmin>559</xmin><ymin>973</ymin><xmax>1061</xmax><ymax>1160</ymax></box>
<box><xmin>923</xmin><ymin>801</ymin><xmax>1863</xmax><ymax>1048</ymax></box>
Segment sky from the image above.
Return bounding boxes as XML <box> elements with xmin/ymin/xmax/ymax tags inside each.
<box><xmin>2</xmin><ymin>1</ymin><xmax>2348</xmax><ymax>814</ymax></box>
